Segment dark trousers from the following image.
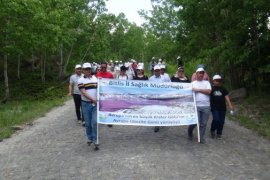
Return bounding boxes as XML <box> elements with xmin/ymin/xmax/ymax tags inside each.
<box><xmin>73</xmin><ymin>94</ymin><xmax>83</xmax><ymax>121</ymax></box>
<box><xmin>210</xmin><ymin>110</ymin><xmax>226</xmax><ymax>135</ymax></box>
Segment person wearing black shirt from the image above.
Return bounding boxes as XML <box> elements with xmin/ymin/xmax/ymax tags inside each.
<box><xmin>133</xmin><ymin>66</ymin><xmax>148</xmax><ymax>80</ymax></box>
<box><xmin>171</xmin><ymin>66</ymin><xmax>190</xmax><ymax>83</ymax></box>
<box><xmin>210</xmin><ymin>75</ymin><xmax>233</xmax><ymax>139</ymax></box>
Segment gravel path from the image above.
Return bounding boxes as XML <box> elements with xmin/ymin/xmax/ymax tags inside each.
<box><xmin>0</xmin><ymin>100</ymin><xmax>269</xmax><ymax>180</ymax></box>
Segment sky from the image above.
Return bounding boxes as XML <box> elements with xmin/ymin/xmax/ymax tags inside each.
<box><xmin>106</xmin><ymin>0</ymin><xmax>152</xmax><ymax>26</ymax></box>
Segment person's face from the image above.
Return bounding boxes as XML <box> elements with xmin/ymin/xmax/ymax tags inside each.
<box><xmin>75</xmin><ymin>68</ymin><xmax>82</xmax><ymax>75</ymax></box>
<box><xmin>120</xmin><ymin>69</ymin><xmax>126</xmax><ymax>75</ymax></box>
<box><xmin>154</xmin><ymin>69</ymin><xmax>161</xmax><ymax>77</ymax></box>
<box><xmin>83</xmin><ymin>68</ymin><xmax>91</xmax><ymax>76</ymax></box>
<box><xmin>160</xmin><ymin>68</ymin><xmax>165</xmax><ymax>74</ymax></box>
<box><xmin>213</xmin><ymin>79</ymin><xmax>221</xmax><ymax>86</ymax></box>
<box><xmin>101</xmin><ymin>64</ymin><xmax>107</xmax><ymax>73</ymax></box>
<box><xmin>136</xmin><ymin>69</ymin><xmax>143</xmax><ymax>75</ymax></box>
<box><xmin>196</xmin><ymin>71</ymin><xmax>204</xmax><ymax>81</ymax></box>
<box><xmin>177</xmin><ymin>69</ymin><xmax>184</xmax><ymax>77</ymax></box>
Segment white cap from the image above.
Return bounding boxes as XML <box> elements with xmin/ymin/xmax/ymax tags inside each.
<box><xmin>124</xmin><ymin>62</ymin><xmax>130</xmax><ymax>68</ymax></box>
<box><xmin>196</xmin><ymin>67</ymin><xmax>205</xmax><ymax>72</ymax></box>
<box><xmin>158</xmin><ymin>59</ymin><xmax>162</xmax><ymax>62</ymax></box>
<box><xmin>213</xmin><ymin>75</ymin><xmax>222</xmax><ymax>80</ymax></box>
<box><xmin>115</xmin><ymin>66</ymin><xmax>120</xmax><ymax>71</ymax></box>
<box><xmin>82</xmin><ymin>62</ymin><xmax>91</xmax><ymax>68</ymax></box>
<box><xmin>154</xmin><ymin>65</ymin><xmax>161</xmax><ymax>70</ymax></box>
<box><xmin>137</xmin><ymin>65</ymin><xmax>144</xmax><ymax>70</ymax></box>
<box><xmin>160</xmin><ymin>64</ymin><xmax>166</xmax><ymax>69</ymax></box>
<box><xmin>75</xmin><ymin>64</ymin><xmax>81</xmax><ymax>69</ymax></box>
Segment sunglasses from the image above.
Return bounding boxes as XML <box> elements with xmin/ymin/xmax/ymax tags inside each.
<box><xmin>198</xmin><ymin>71</ymin><xmax>205</xmax><ymax>74</ymax></box>
<box><xmin>101</xmin><ymin>67</ymin><xmax>107</xmax><ymax>69</ymax></box>
<box><xmin>84</xmin><ymin>68</ymin><xmax>91</xmax><ymax>70</ymax></box>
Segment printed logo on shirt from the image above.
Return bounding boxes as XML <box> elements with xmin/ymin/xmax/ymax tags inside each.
<box><xmin>214</xmin><ymin>90</ymin><xmax>222</xmax><ymax>96</ymax></box>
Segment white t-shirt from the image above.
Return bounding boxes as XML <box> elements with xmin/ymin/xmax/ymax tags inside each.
<box><xmin>116</xmin><ymin>74</ymin><xmax>128</xmax><ymax>80</ymax></box>
<box><xmin>192</xmin><ymin>80</ymin><xmax>211</xmax><ymax>107</ymax></box>
<box><xmin>161</xmin><ymin>73</ymin><xmax>171</xmax><ymax>82</ymax></box>
<box><xmin>149</xmin><ymin>75</ymin><xmax>166</xmax><ymax>82</ymax></box>
<box><xmin>70</xmin><ymin>74</ymin><xmax>83</xmax><ymax>94</ymax></box>
<box><xmin>78</xmin><ymin>75</ymin><xmax>98</xmax><ymax>102</ymax></box>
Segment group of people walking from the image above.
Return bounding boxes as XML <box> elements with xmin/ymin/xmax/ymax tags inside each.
<box><xmin>68</xmin><ymin>60</ymin><xmax>233</xmax><ymax>149</ymax></box>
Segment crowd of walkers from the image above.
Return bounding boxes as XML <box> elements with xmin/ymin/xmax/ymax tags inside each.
<box><xmin>68</xmin><ymin>59</ymin><xmax>233</xmax><ymax>150</ymax></box>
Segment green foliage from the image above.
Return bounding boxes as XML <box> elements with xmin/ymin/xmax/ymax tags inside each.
<box><xmin>230</xmin><ymin>92</ymin><xmax>270</xmax><ymax>139</ymax></box>
<box><xmin>0</xmin><ymin>97</ymin><xmax>67</xmax><ymax>139</ymax></box>
<box><xmin>175</xmin><ymin>0</ymin><xmax>270</xmax><ymax>90</ymax></box>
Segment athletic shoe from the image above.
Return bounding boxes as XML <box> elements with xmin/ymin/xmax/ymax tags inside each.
<box><xmin>216</xmin><ymin>134</ymin><xmax>222</xmax><ymax>140</ymax></box>
<box><xmin>82</xmin><ymin>121</ymin><xmax>85</xmax><ymax>127</ymax></box>
<box><xmin>154</xmin><ymin>126</ymin><xmax>160</xmax><ymax>132</ymax></box>
<box><xmin>93</xmin><ymin>142</ymin><xmax>99</xmax><ymax>151</ymax></box>
<box><xmin>87</xmin><ymin>140</ymin><xmax>93</xmax><ymax>146</ymax></box>
<box><xmin>108</xmin><ymin>125</ymin><xmax>113</xmax><ymax>128</ymax></box>
<box><xmin>200</xmin><ymin>139</ymin><xmax>206</xmax><ymax>144</ymax></box>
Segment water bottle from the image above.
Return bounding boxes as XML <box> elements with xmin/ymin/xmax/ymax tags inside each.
<box><xmin>230</xmin><ymin>110</ymin><xmax>234</xmax><ymax>116</ymax></box>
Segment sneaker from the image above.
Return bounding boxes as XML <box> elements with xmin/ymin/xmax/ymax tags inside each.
<box><xmin>93</xmin><ymin>142</ymin><xmax>99</xmax><ymax>151</ymax></box>
<box><xmin>108</xmin><ymin>125</ymin><xmax>113</xmax><ymax>128</ymax></box>
<box><xmin>154</xmin><ymin>126</ymin><xmax>160</xmax><ymax>132</ymax></box>
<box><xmin>87</xmin><ymin>140</ymin><xmax>93</xmax><ymax>146</ymax></box>
<box><xmin>82</xmin><ymin>121</ymin><xmax>85</xmax><ymax>127</ymax></box>
<box><xmin>216</xmin><ymin>134</ymin><xmax>222</xmax><ymax>140</ymax></box>
<box><xmin>210</xmin><ymin>131</ymin><xmax>215</xmax><ymax>139</ymax></box>
<box><xmin>78</xmin><ymin>120</ymin><xmax>82</xmax><ymax>125</ymax></box>
<box><xmin>200</xmin><ymin>139</ymin><xmax>206</xmax><ymax>144</ymax></box>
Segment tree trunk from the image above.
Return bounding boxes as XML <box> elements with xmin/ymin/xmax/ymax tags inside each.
<box><xmin>17</xmin><ymin>54</ymin><xmax>20</xmax><ymax>80</ymax></box>
<box><xmin>58</xmin><ymin>43</ymin><xmax>64</xmax><ymax>78</ymax></box>
<box><xmin>40</xmin><ymin>54</ymin><xmax>46</xmax><ymax>83</ymax></box>
<box><xmin>63</xmin><ymin>42</ymin><xmax>74</xmax><ymax>76</ymax></box>
<box><xmin>2</xmin><ymin>55</ymin><xmax>9</xmax><ymax>104</ymax></box>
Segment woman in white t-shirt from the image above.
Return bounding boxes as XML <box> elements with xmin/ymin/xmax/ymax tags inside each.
<box><xmin>116</xmin><ymin>65</ymin><xmax>128</xmax><ymax>80</ymax></box>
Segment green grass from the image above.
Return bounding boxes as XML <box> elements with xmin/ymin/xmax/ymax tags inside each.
<box><xmin>230</xmin><ymin>92</ymin><xmax>270</xmax><ymax>139</ymax></box>
<box><xmin>0</xmin><ymin>97</ymin><xmax>68</xmax><ymax>139</ymax></box>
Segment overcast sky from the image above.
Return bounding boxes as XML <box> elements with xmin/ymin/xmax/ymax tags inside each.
<box><xmin>106</xmin><ymin>0</ymin><xmax>152</xmax><ymax>26</ymax></box>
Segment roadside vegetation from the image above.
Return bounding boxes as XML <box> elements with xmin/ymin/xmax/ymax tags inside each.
<box><xmin>0</xmin><ymin>80</ymin><xmax>68</xmax><ymax>140</ymax></box>
<box><xmin>230</xmin><ymin>92</ymin><xmax>270</xmax><ymax>140</ymax></box>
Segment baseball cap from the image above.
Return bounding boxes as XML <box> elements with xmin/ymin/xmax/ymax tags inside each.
<box><xmin>213</xmin><ymin>75</ymin><xmax>222</xmax><ymax>80</ymax></box>
<box><xmin>75</xmin><ymin>64</ymin><xmax>82</xmax><ymax>69</ymax></box>
<box><xmin>154</xmin><ymin>65</ymin><xmax>161</xmax><ymax>70</ymax></box>
<box><xmin>178</xmin><ymin>66</ymin><xmax>184</xmax><ymax>70</ymax></box>
<box><xmin>160</xmin><ymin>64</ymin><xmax>166</xmax><ymax>69</ymax></box>
<box><xmin>136</xmin><ymin>65</ymin><xmax>143</xmax><ymax>70</ymax></box>
<box><xmin>196</xmin><ymin>67</ymin><xmax>205</xmax><ymax>72</ymax></box>
<box><xmin>82</xmin><ymin>63</ymin><xmax>91</xmax><ymax>69</ymax></box>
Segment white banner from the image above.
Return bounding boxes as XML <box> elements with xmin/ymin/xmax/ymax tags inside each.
<box><xmin>98</xmin><ymin>79</ymin><xmax>197</xmax><ymax>126</ymax></box>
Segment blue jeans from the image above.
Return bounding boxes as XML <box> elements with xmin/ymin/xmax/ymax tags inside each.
<box><xmin>211</xmin><ymin>110</ymin><xmax>226</xmax><ymax>135</ymax></box>
<box><xmin>188</xmin><ymin>106</ymin><xmax>210</xmax><ymax>141</ymax></box>
<box><xmin>81</xmin><ymin>101</ymin><xmax>97</xmax><ymax>143</ymax></box>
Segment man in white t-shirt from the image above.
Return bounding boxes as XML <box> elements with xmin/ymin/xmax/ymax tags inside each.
<box><xmin>160</xmin><ymin>64</ymin><xmax>171</xmax><ymax>82</ymax></box>
<box><xmin>188</xmin><ymin>67</ymin><xmax>211</xmax><ymax>144</ymax></box>
<box><xmin>68</xmin><ymin>64</ymin><xmax>84</xmax><ymax>125</ymax></box>
<box><xmin>149</xmin><ymin>65</ymin><xmax>167</xmax><ymax>132</ymax></box>
<box><xmin>78</xmin><ymin>62</ymin><xmax>99</xmax><ymax>150</ymax></box>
